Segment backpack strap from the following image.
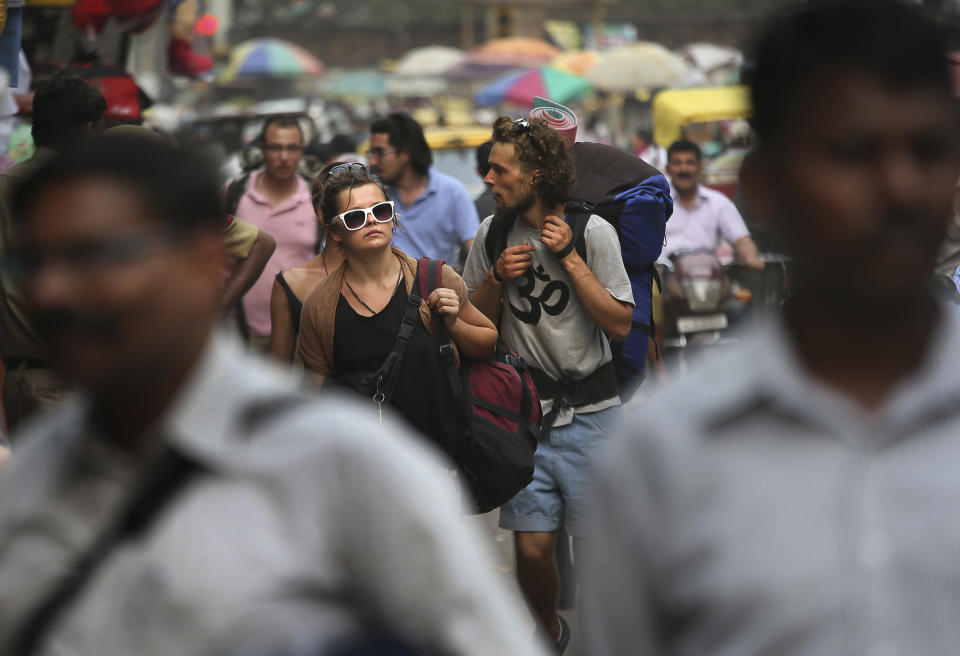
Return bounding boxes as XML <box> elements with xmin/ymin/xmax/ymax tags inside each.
<box><xmin>225</xmin><ymin>172</ymin><xmax>253</xmax><ymax>342</ymax></box>
<box><xmin>629</xmin><ymin>263</ymin><xmax>661</xmax><ymax>362</ymax></box>
<box><xmin>13</xmin><ymin>446</ymin><xmax>208</xmax><ymax>656</ymax></box>
<box><xmin>483</xmin><ymin>215</ymin><xmax>517</xmax><ymax>271</ymax></box>
<box><xmin>224</xmin><ymin>172</ymin><xmax>251</xmax><ymax>217</ymax></box>
<box><xmin>564</xmin><ymin>200</ymin><xmax>593</xmax><ymax>264</ymax></box>
<box><xmin>563</xmin><ymin>201</ymin><xmax>662</xmax><ymax>358</ymax></box>
<box><xmin>301</xmin><ymin>172</ymin><xmax>324</xmax><ymax>255</ymax></box>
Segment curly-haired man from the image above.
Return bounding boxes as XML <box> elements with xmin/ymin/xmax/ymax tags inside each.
<box><xmin>463</xmin><ymin>115</ymin><xmax>634</xmax><ymax>652</ymax></box>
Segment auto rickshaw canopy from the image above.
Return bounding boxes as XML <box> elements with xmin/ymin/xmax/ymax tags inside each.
<box><xmin>652</xmin><ymin>85</ymin><xmax>751</xmax><ymax>147</ymax></box>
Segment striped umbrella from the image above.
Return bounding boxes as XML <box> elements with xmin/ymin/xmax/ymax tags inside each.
<box><xmin>220</xmin><ymin>38</ymin><xmax>324</xmax><ymax>83</ymax></box>
<box><xmin>475</xmin><ymin>67</ymin><xmax>591</xmax><ymax>108</ymax></box>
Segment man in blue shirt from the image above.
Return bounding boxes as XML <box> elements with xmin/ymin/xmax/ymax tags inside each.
<box><xmin>368</xmin><ymin>113</ymin><xmax>479</xmax><ymax>264</ymax></box>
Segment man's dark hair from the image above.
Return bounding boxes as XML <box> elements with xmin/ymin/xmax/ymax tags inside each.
<box><xmin>667</xmin><ymin>139</ymin><xmax>701</xmax><ymax>162</ymax></box>
<box><xmin>476</xmin><ymin>140</ymin><xmax>493</xmax><ymax>177</ymax></box>
<box><xmin>370</xmin><ymin>112</ymin><xmax>432</xmax><ymax>177</ymax></box>
<box><xmin>329</xmin><ymin>133</ymin><xmax>357</xmax><ymax>155</ymax></box>
<box><xmin>31</xmin><ymin>78</ymin><xmax>107</xmax><ymax>151</ymax></box>
<box><xmin>257</xmin><ymin>114</ymin><xmax>304</xmax><ymax>145</ymax></box>
<box><xmin>306</xmin><ymin>138</ymin><xmax>334</xmax><ymax>163</ymax></box>
<box><xmin>747</xmin><ymin>0</ymin><xmax>951</xmax><ymax>148</ymax></box>
<box><xmin>491</xmin><ymin>116</ymin><xmax>574</xmax><ymax>207</ymax></box>
<box><xmin>15</xmin><ymin>135</ymin><xmax>223</xmax><ymax>233</ymax></box>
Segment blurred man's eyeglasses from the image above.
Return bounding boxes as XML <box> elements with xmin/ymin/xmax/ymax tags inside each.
<box><xmin>2</xmin><ymin>227</ymin><xmax>180</xmax><ymax>283</ymax></box>
<box><xmin>262</xmin><ymin>144</ymin><xmax>305</xmax><ymax>154</ymax></box>
<box><xmin>366</xmin><ymin>147</ymin><xmax>396</xmax><ymax>160</ymax></box>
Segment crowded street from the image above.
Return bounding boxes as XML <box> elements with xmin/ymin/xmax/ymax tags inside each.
<box><xmin>2</xmin><ymin>1</ymin><xmax>960</xmax><ymax>654</ymax></box>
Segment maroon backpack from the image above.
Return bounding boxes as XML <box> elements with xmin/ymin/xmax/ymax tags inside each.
<box><xmin>417</xmin><ymin>259</ymin><xmax>542</xmax><ymax>514</ymax></box>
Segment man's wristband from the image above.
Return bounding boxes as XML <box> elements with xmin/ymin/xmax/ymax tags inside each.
<box><xmin>491</xmin><ymin>265</ymin><xmax>503</xmax><ymax>283</ymax></box>
<box><xmin>554</xmin><ymin>240</ymin><xmax>576</xmax><ymax>261</ymax></box>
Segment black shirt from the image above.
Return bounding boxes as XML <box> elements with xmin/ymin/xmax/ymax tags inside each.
<box><xmin>333</xmin><ymin>279</ymin><xmax>459</xmax><ymax>457</ymax></box>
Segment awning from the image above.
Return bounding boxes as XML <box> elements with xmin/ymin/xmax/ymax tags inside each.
<box><xmin>652</xmin><ymin>85</ymin><xmax>751</xmax><ymax>147</ymax></box>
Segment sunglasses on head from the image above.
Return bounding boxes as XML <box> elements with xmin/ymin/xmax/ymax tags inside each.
<box><xmin>324</xmin><ymin>161</ymin><xmax>369</xmax><ymax>182</ymax></box>
<box><xmin>512</xmin><ymin>118</ymin><xmax>531</xmax><ymax>134</ymax></box>
<box><xmin>332</xmin><ymin>200</ymin><xmax>396</xmax><ymax>231</ymax></box>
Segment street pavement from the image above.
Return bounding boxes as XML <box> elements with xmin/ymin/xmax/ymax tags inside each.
<box><xmin>470</xmin><ymin>510</ymin><xmax>582</xmax><ymax>656</ymax></box>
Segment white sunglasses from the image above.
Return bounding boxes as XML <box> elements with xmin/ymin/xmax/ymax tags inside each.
<box><xmin>332</xmin><ymin>201</ymin><xmax>396</xmax><ymax>231</ymax></box>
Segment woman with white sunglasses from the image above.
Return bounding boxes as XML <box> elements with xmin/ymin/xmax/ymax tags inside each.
<box><xmin>298</xmin><ymin>163</ymin><xmax>496</xmax><ymax>457</ymax></box>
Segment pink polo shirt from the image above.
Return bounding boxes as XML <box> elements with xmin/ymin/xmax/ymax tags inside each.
<box><xmin>659</xmin><ymin>182</ymin><xmax>750</xmax><ymax>263</ymax></box>
<box><xmin>233</xmin><ymin>169</ymin><xmax>317</xmax><ymax>337</ymax></box>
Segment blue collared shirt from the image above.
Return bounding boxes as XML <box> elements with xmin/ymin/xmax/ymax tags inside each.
<box><xmin>387</xmin><ymin>167</ymin><xmax>480</xmax><ymax>263</ymax></box>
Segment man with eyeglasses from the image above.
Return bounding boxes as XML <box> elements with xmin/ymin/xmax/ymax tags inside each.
<box><xmin>368</xmin><ymin>113</ymin><xmax>479</xmax><ymax>268</ymax></box>
<box><xmin>0</xmin><ymin>135</ymin><xmax>548</xmax><ymax>656</ymax></box>
<box><xmin>227</xmin><ymin>115</ymin><xmax>316</xmax><ymax>350</ymax></box>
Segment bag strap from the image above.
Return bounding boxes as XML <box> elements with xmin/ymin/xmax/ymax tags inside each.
<box><xmin>421</xmin><ymin>258</ymin><xmax>540</xmax><ymax>436</ymax></box>
<box><xmin>376</xmin><ymin>278</ymin><xmax>424</xmax><ymax>404</ymax></box>
<box><xmin>514</xmin><ymin>357</ymin><xmax>540</xmax><ymax>439</ymax></box>
<box><xmin>13</xmin><ymin>446</ymin><xmax>208</xmax><ymax>656</ymax></box>
<box><xmin>529</xmin><ymin>360</ymin><xmax>619</xmax><ymax>429</ymax></box>
<box><xmin>417</xmin><ymin>259</ymin><xmax>463</xmax><ymax>399</ymax></box>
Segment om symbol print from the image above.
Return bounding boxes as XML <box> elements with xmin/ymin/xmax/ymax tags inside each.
<box><xmin>509</xmin><ymin>264</ymin><xmax>570</xmax><ymax>325</ymax></box>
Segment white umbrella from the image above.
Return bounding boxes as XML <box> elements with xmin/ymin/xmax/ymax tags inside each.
<box><xmin>393</xmin><ymin>46</ymin><xmax>466</xmax><ymax>77</ymax></box>
<box><xmin>678</xmin><ymin>43</ymin><xmax>743</xmax><ymax>75</ymax></box>
<box><xmin>587</xmin><ymin>42</ymin><xmax>691</xmax><ymax>93</ymax></box>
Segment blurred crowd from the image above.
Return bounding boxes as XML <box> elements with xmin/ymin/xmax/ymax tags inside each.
<box><xmin>2</xmin><ymin>1</ymin><xmax>960</xmax><ymax>655</ymax></box>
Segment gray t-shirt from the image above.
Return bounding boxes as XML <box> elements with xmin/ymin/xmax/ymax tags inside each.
<box><xmin>463</xmin><ymin>215</ymin><xmax>634</xmax><ymax>426</ymax></box>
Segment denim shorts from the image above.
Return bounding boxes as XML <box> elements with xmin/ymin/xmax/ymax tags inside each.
<box><xmin>499</xmin><ymin>405</ymin><xmax>622</xmax><ymax>538</ymax></box>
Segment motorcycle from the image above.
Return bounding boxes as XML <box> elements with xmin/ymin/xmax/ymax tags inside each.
<box><xmin>659</xmin><ymin>249</ymin><xmax>790</xmax><ymax>367</ymax></box>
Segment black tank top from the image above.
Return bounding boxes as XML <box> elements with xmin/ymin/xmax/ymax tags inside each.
<box><xmin>333</xmin><ymin>279</ymin><xmax>459</xmax><ymax>456</ymax></box>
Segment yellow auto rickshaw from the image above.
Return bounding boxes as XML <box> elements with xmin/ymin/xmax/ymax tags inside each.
<box><xmin>652</xmin><ymin>85</ymin><xmax>752</xmax><ymax>148</ymax></box>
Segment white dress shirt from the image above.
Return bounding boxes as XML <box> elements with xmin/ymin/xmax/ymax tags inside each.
<box><xmin>660</xmin><ymin>182</ymin><xmax>750</xmax><ymax>262</ymax></box>
<box><xmin>584</xmin><ymin>309</ymin><xmax>960</xmax><ymax>656</ymax></box>
<box><xmin>0</xmin><ymin>333</ymin><xmax>547</xmax><ymax>656</ymax></box>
